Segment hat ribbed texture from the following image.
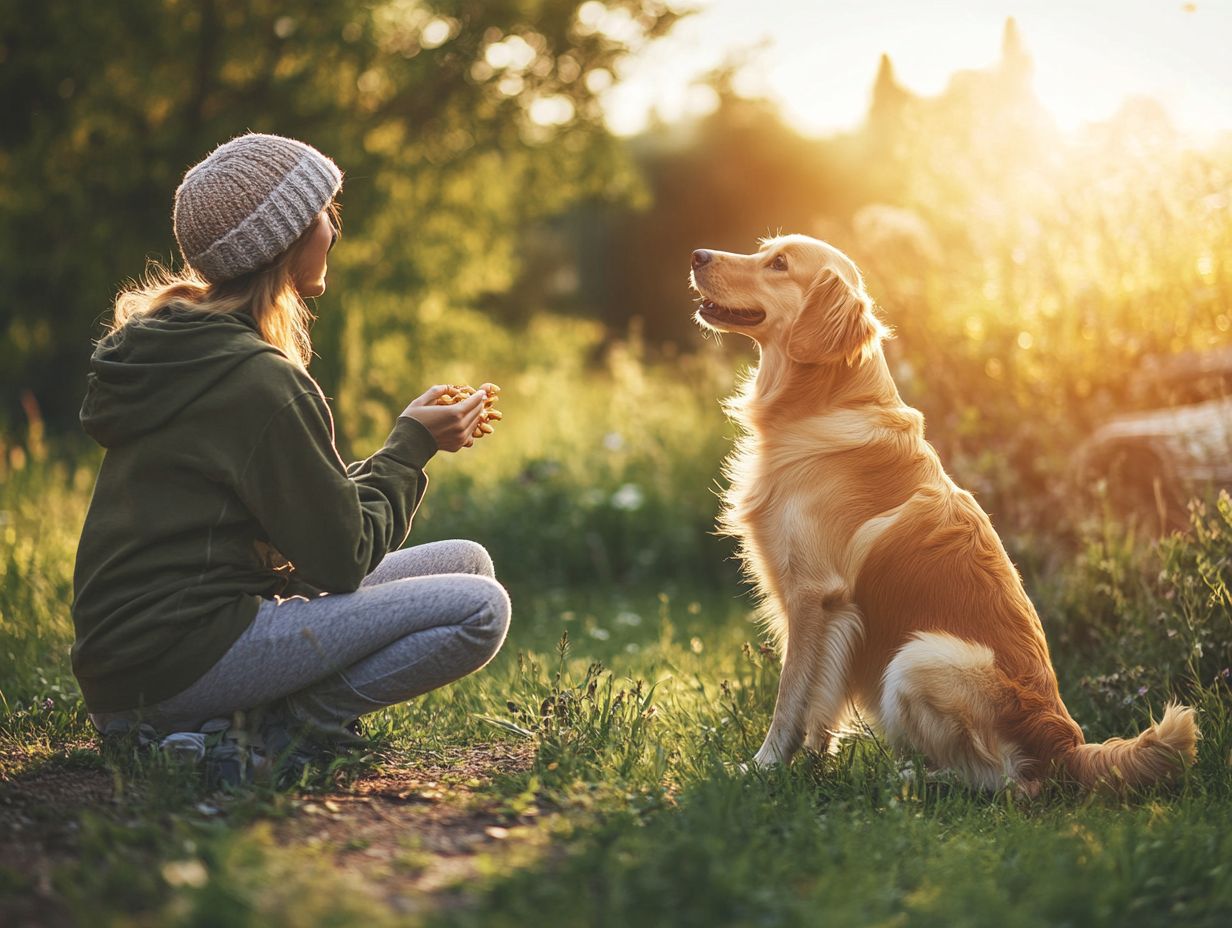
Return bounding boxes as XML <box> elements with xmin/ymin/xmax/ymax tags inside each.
<box><xmin>173</xmin><ymin>133</ymin><xmax>343</xmax><ymax>283</ymax></box>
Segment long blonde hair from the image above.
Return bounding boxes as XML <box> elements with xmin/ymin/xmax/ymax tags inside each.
<box><xmin>107</xmin><ymin>199</ymin><xmax>343</xmax><ymax>371</ymax></box>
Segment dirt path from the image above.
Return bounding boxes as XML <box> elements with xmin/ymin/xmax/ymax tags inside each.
<box><xmin>269</xmin><ymin>741</ymin><xmax>540</xmax><ymax>914</ymax></box>
<box><xmin>0</xmin><ymin>740</ymin><xmax>538</xmax><ymax>926</ymax></box>
<box><xmin>0</xmin><ymin>742</ymin><xmax>110</xmax><ymax>928</ymax></box>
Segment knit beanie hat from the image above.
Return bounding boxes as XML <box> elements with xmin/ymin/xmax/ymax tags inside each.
<box><xmin>173</xmin><ymin>132</ymin><xmax>343</xmax><ymax>284</ymax></box>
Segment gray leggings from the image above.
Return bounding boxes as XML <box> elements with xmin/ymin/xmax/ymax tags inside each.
<box><xmin>89</xmin><ymin>540</ymin><xmax>511</xmax><ymax>738</ymax></box>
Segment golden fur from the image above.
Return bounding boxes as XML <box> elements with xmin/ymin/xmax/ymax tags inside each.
<box><xmin>691</xmin><ymin>234</ymin><xmax>1199</xmax><ymax>793</ymax></box>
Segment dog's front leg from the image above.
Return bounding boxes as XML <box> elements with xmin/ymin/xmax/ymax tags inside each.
<box><xmin>753</xmin><ymin>635</ymin><xmax>813</xmax><ymax>767</ymax></box>
<box><xmin>753</xmin><ymin>593</ymin><xmax>862</xmax><ymax>769</ymax></box>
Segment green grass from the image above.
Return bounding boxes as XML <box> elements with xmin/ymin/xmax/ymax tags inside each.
<box><xmin>4</xmin><ymin>576</ymin><xmax>1229</xmax><ymax>927</ymax></box>
<box><xmin>2</xmin><ymin>417</ymin><xmax>1231</xmax><ymax>927</ymax></box>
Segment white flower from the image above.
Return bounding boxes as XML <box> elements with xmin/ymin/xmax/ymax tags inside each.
<box><xmin>610</xmin><ymin>483</ymin><xmax>644</xmax><ymax>511</ymax></box>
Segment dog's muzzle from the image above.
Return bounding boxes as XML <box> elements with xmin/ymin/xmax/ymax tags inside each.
<box><xmin>691</xmin><ymin>249</ymin><xmax>765</xmax><ymax>326</ymax></box>
<box><xmin>697</xmin><ymin>300</ymin><xmax>766</xmax><ymax>326</ymax></box>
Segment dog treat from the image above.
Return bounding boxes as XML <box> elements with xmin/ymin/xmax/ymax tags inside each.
<box><xmin>434</xmin><ymin>382</ymin><xmax>503</xmax><ymax>440</ymax></box>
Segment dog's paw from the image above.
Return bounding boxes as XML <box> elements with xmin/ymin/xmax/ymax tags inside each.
<box><xmin>751</xmin><ymin>747</ymin><xmax>782</xmax><ymax>769</ymax></box>
<box><xmin>1013</xmin><ymin>778</ymin><xmax>1042</xmax><ymax>800</ymax></box>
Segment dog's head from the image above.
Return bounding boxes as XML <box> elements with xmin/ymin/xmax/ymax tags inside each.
<box><xmin>690</xmin><ymin>234</ymin><xmax>886</xmax><ymax>365</ymax></box>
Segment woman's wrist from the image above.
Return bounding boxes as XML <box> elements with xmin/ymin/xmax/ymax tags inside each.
<box><xmin>389</xmin><ymin>415</ymin><xmax>438</xmax><ymax>468</ymax></box>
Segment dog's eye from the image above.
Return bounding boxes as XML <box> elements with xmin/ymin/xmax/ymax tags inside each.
<box><xmin>770</xmin><ymin>254</ymin><xmax>788</xmax><ymax>271</ymax></box>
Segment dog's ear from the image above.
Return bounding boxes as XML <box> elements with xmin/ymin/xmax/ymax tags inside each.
<box><xmin>787</xmin><ymin>269</ymin><xmax>884</xmax><ymax>365</ymax></box>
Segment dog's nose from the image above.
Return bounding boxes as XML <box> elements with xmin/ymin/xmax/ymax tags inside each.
<box><xmin>691</xmin><ymin>249</ymin><xmax>712</xmax><ymax>270</ymax></box>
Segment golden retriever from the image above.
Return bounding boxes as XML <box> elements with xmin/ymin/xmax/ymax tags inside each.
<box><xmin>690</xmin><ymin>233</ymin><xmax>1198</xmax><ymax>793</ymax></box>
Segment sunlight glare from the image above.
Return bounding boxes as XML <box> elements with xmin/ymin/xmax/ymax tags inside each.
<box><xmin>603</xmin><ymin>0</ymin><xmax>1232</xmax><ymax>137</ymax></box>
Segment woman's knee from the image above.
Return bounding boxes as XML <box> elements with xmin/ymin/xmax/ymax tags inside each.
<box><xmin>449</xmin><ymin>539</ymin><xmax>495</xmax><ymax>578</ymax></box>
<box><xmin>461</xmin><ymin>575</ymin><xmax>511</xmax><ymax>653</ymax></box>
<box><xmin>362</xmin><ymin>540</ymin><xmax>495</xmax><ymax>587</ymax></box>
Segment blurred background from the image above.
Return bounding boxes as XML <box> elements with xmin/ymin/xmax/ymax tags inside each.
<box><xmin>3</xmin><ymin>0</ymin><xmax>1231</xmax><ymax>592</ymax></box>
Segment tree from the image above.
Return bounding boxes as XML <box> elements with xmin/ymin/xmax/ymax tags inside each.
<box><xmin>0</xmin><ymin>0</ymin><xmax>680</xmax><ymax>437</ymax></box>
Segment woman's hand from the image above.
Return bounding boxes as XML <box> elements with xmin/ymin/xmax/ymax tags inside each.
<box><xmin>399</xmin><ymin>386</ymin><xmax>487</xmax><ymax>452</ymax></box>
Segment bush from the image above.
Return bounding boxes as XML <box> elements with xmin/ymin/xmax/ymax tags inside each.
<box><xmin>1048</xmin><ymin>491</ymin><xmax>1232</xmax><ymax>730</ymax></box>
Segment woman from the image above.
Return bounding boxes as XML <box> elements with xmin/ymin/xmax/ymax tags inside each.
<box><xmin>70</xmin><ymin>132</ymin><xmax>511</xmax><ymax>766</ymax></box>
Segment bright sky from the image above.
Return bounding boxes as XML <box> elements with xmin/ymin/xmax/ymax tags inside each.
<box><xmin>599</xmin><ymin>0</ymin><xmax>1232</xmax><ymax>138</ymax></box>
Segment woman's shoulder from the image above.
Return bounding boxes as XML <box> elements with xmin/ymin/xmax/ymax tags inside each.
<box><xmin>231</xmin><ymin>350</ymin><xmax>327</xmax><ymax>413</ymax></box>
<box><xmin>226</xmin><ymin>354</ymin><xmax>337</xmax><ymax>445</ymax></box>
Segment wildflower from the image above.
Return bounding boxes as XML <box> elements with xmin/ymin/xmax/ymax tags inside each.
<box><xmin>610</xmin><ymin>483</ymin><xmax>644</xmax><ymax>511</ymax></box>
<box><xmin>162</xmin><ymin>859</ymin><xmax>209</xmax><ymax>888</ymax></box>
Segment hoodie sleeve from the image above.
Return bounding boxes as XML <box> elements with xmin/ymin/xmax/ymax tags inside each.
<box><xmin>235</xmin><ymin>390</ymin><xmax>438</xmax><ymax>593</ymax></box>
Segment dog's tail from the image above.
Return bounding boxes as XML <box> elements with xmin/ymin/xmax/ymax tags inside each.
<box><xmin>1059</xmin><ymin>702</ymin><xmax>1199</xmax><ymax>790</ymax></box>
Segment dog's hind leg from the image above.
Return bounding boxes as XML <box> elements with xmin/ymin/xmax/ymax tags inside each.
<box><xmin>805</xmin><ymin>700</ymin><xmax>860</xmax><ymax>755</ymax></box>
<box><xmin>753</xmin><ymin>591</ymin><xmax>863</xmax><ymax>768</ymax></box>
<box><xmin>879</xmin><ymin>631</ymin><xmax>1024</xmax><ymax>791</ymax></box>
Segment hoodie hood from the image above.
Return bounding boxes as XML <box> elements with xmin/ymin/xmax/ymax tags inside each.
<box><xmin>80</xmin><ymin>303</ymin><xmax>282</xmax><ymax>447</ymax></box>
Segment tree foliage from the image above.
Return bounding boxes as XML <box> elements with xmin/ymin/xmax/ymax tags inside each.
<box><xmin>0</xmin><ymin>0</ymin><xmax>679</xmax><ymax>432</ymax></box>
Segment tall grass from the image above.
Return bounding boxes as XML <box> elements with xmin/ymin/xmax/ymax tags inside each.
<box><xmin>0</xmin><ymin>442</ymin><xmax>94</xmax><ymax>716</ymax></box>
<box><xmin>852</xmin><ymin>125</ymin><xmax>1232</xmax><ymax>540</ymax></box>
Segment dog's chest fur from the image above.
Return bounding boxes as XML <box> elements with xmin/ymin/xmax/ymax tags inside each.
<box><xmin>720</xmin><ymin>400</ymin><xmax>932</xmax><ymax>640</ymax></box>
<box><xmin>722</xmin><ymin>430</ymin><xmax>863</xmax><ymax>607</ymax></box>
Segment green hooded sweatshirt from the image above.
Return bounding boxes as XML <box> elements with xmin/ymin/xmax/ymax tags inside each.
<box><xmin>71</xmin><ymin>302</ymin><xmax>438</xmax><ymax>713</ymax></box>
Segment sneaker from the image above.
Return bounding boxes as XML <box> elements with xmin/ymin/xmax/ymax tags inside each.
<box><xmin>250</xmin><ymin>704</ymin><xmax>327</xmax><ymax>786</ymax></box>
<box><xmin>159</xmin><ymin>731</ymin><xmax>208</xmax><ymax>765</ymax></box>
<box><xmin>100</xmin><ymin>718</ymin><xmax>159</xmax><ymax>760</ymax></box>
